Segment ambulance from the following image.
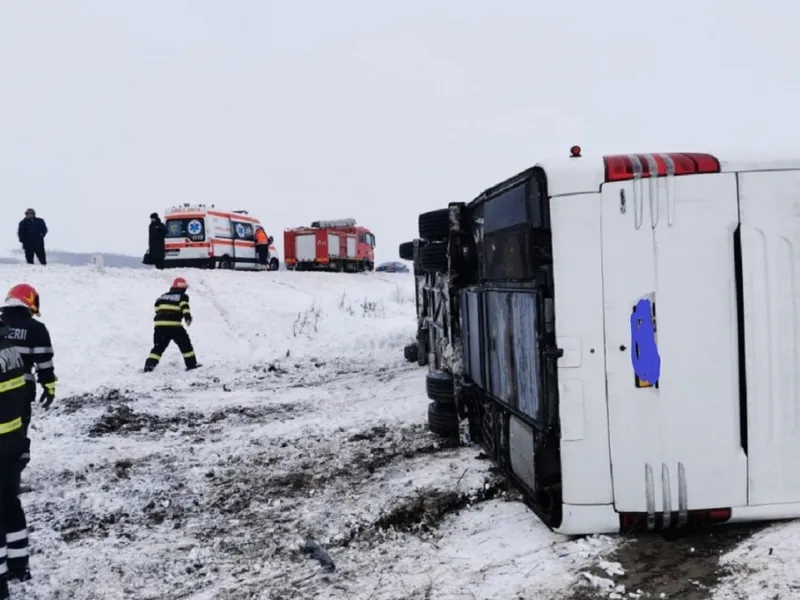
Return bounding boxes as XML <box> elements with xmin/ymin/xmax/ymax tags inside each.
<box><xmin>162</xmin><ymin>204</ymin><xmax>279</xmax><ymax>270</ymax></box>
<box><xmin>409</xmin><ymin>146</ymin><xmax>800</xmax><ymax>536</ymax></box>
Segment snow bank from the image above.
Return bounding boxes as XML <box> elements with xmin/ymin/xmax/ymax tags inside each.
<box><xmin>0</xmin><ymin>264</ymin><xmax>417</xmax><ymax>394</ymax></box>
<box><xmin>0</xmin><ymin>264</ymin><xmax>618</xmax><ymax>599</ymax></box>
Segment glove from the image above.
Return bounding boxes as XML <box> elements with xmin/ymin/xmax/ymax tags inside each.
<box><xmin>185</xmin><ymin>316</ymin><xmax>192</xmax><ymax>327</ymax></box>
<box><xmin>39</xmin><ymin>382</ymin><xmax>55</xmax><ymax>410</ymax></box>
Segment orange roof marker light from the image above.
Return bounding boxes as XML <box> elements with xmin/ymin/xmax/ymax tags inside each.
<box><xmin>569</xmin><ymin>145</ymin><xmax>582</xmax><ymax>158</ymax></box>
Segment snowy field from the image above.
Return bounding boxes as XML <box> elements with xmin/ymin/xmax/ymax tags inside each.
<box><xmin>0</xmin><ymin>263</ymin><xmax>798</xmax><ymax>600</ymax></box>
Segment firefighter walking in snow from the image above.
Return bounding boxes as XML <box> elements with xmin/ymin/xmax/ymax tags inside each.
<box><xmin>144</xmin><ymin>277</ymin><xmax>199</xmax><ymax>372</ymax></box>
<box><xmin>1</xmin><ymin>284</ymin><xmax>57</xmax><ymax>468</ymax></box>
<box><xmin>0</xmin><ymin>317</ymin><xmax>32</xmax><ymax>597</ymax></box>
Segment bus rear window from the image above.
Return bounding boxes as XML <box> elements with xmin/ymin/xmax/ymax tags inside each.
<box><xmin>165</xmin><ymin>218</ymin><xmax>206</xmax><ymax>242</ymax></box>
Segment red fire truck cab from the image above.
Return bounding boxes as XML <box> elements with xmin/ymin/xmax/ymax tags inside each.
<box><xmin>284</xmin><ymin>218</ymin><xmax>376</xmax><ymax>272</ymax></box>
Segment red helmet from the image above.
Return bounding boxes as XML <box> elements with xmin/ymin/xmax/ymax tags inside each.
<box><xmin>171</xmin><ymin>277</ymin><xmax>189</xmax><ymax>290</ymax></box>
<box><xmin>4</xmin><ymin>283</ymin><xmax>40</xmax><ymax>315</ymax></box>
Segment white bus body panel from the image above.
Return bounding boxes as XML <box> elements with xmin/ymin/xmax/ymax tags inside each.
<box><xmin>739</xmin><ymin>170</ymin><xmax>800</xmax><ymax>505</ymax></box>
<box><xmin>601</xmin><ymin>173</ymin><xmax>746</xmax><ymax>513</ymax></box>
<box><xmin>550</xmin><ymin>192</ymin><xmax>614</xmax><ymax>506</ymax></box>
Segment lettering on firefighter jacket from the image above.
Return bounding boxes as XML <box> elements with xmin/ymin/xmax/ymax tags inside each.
<box><xmin>154</xmin><ymin>289</ymin><xmax>192</xmax><ymax>326</ymax></box>
<box><xmin>1</xmin><ymin>308</ymin><xmax>57</xmax><ymax>386</ymax></box>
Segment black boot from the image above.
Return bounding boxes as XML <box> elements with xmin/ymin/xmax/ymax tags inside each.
<box><xmin>9</xmin><ymin>568</ymin><xmax>31</xmax><ymax>582</ymax></box>
<box><xmin>0</xmin><ymin>576</ymin><xmax>8</xmax><ymax>600</ymax></box>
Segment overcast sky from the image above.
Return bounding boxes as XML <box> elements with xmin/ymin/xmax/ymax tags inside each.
<box><xmin>1</xmin><ymin>1</ymin><xmax>797</xmax><ymax>261</ymax></box>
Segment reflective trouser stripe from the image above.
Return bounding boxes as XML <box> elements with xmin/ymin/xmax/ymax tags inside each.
<box><xmin>154</xmin><ymin>321</ymin><xmax>183</xmax><ymax>327</ymax></box>
<box><xmin>6</xmin><ymin>530</ymin><xmax>26</xmax><ymax>543</ymax></box>
<box><xmin>0</xmin><ymin>418</ymin><xmax>22</xmax><ymax>434</ymax></box>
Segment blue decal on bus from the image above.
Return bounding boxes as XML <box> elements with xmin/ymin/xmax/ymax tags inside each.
<box><xmin>630</xmin><ymin>298</ymin><xmax>660</xmax><ymax>387</ymax></box>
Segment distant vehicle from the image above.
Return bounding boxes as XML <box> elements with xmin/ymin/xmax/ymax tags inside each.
<box><xmin>162</xmin><ymin>204</ymin><xmax>279</xmax><ymax>270</ymax></box>
<box><xmin>405</xmin><ymin>146</ymin><xmax>800</xmax><ymax>537</ymax></box>
<box><xmin>284</xmin><ymin>218</ymin><xmax>375</xmax><ymax>272</ymax></box>
<box><xmin>375</xmin><ymin>261</ymin><xmax>409</xmax><ymax>273</ymax></box>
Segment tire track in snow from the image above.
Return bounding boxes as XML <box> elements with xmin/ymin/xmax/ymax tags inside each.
<box><xmin>195</xmin><ymin>275</ymin><xmax>259</xmax><ymax>355</ymax></box>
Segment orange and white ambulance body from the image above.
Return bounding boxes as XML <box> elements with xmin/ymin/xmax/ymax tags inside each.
<box><xmin>162</xmin><ymin>204</ymin><xmax>279</xmax><ymax>270</ymax></box>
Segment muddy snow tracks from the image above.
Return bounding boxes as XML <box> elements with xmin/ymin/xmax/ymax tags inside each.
<box><xmin>567</xmin><ymin>522</ymin><xmax>766</xmax><ymax>599</ymax></box>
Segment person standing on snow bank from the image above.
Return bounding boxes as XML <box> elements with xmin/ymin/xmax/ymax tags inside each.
<box><xmin>1</xmin><ymin>284</ymin><xmax>57</xmax><ymax>473</ymax></box>
<box><xmin>16</xmin><ymin>209</ymin><xmax>47</xmax><ymax>266</ymax></box>
<box><xmin>144</xmin><ymin>277</ymin><xmax>200</xmax><ymax>372</ymax></box>
<box><xmin>0</xmin><ymin>317</ymin><xmax>32</xmax><ymax>596</ymax></box>
<box><xmin>147</xmin><ymin>213</ymin><xmax>167</xmax><ymax>270</ymax></box>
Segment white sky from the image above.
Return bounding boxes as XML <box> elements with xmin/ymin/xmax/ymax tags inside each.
<box><xmin>1</xmin><ymin>1</ymin><xmax>798</xmax><ymax>261</ymax></box>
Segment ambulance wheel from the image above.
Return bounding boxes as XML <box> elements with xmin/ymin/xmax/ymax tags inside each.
<box><xmin>428</xmin><ymin>402</ymin><xmax>459</xmax><ymax>438</ymax></box>
<box><xmin>270</xmin><ymin>258</ymin><xmax>279</xmax><ymax>271</ymax></box>
<box><xmin>419</xmin><ymin>242</ymin><xmax>448</xmax><ymax>273</ymax></box>
<box><xmin>426</xmin><ymin>371</ymin><xmax>455</xmax><ymax>405</ymax></box>
<box><xmin>418</xmin><ymin>208</ymin><xmax>450</xmax><ymax>241</ymax></box>
<box><xmin>218</xmin><ymin>256</ymin><xmax>233</xmax><ymax>270</ymax></box>
<box><xmin>399</xmin><ymin>241</ymin><xmax>414</xmax><ymax>261</ymax></box>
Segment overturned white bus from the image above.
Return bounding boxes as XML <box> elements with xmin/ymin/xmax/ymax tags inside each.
<box><xmin>400</xmin><ymin>147</ymin><xmax>800</xmax><ymax>535</ymax></box>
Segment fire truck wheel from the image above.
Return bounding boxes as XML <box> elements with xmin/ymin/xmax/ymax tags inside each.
<box><xmin>418</xmin><ymin>208</ymin><xmax>450</xmax><ymax>241</ymax></box>
<box><xmin>426</xmin><ymin>371</ymin><xmax>455</xmax><ymax>404</ymax></box>
<box><xmin>398</xmin><ymin>241</ymin><xmax>414</xmax><ymax>261</ymax></box>
<box><xmin>419</xmin><ymin>242</ymin><xmax>448</xmax><ymax>273</ymax></box>
<box><xmin>428</xmin><ymin>402</ymin><xmax>459</xmax><ymax>438</ymax></box>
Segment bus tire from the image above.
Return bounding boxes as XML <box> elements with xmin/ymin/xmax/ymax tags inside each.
<box><xmin>426</xmin><ymin>371</ymin><xmax>455</xmax><ymax>404</ymax></box>
<box><xmin>428</xmin><ymin>402</ymin><xmax>459</xmax><ymax>438</ymax></box>
<box><xmin>418</xmin><ymin>209</ymin><xmax>450</xmax><ymax>241</ymax></box>
<box><xmin>398</xmin><ymin>241</ymin><xmax>414</xmax><ymax>261</ymax></box>
<box><xmin>419</xmin><ymin>242</ymin><xmax>448</xmax><ymax>273</ymax></box>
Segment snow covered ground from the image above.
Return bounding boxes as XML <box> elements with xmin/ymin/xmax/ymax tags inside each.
<box><xmin>2</xmin><ymin>263</ymin><xmax>797</xmax><ymax>600</ymax></box>
<box><xmin>0</xmin><ymin>264</ymin><xmax>619</xmax><ymax>600</ymax></box>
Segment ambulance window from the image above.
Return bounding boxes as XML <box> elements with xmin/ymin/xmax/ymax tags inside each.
<box><xmin>165</xmin><ymin>218</ymin><xmax>205</xmax><ymax>242</ymax></box>
<box><xmin>233</xmin><ymin>222</ymin><xmax>254</xmax><ymax>240</ymax></box>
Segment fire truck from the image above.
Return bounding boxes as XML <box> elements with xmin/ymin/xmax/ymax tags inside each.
<box><xmin>284</xmin><ymin>218</ymin><xmax>376</xmax><ymax>272</ymax></box>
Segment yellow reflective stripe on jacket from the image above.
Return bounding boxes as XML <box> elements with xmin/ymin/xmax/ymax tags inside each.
<box><xmin>154</xmin><ymin>321</ymin><xmax>183</xmax><ymax>327</ymax></box>
<box><xmin>156</xmin><ymin>304</ymin><xmax>182</xmax><ymax>311</ymax></box>
<box><xmin>0</xmin><ymin>376</ymin><xmax>25</xmax><ymax>394</ymax></box>
<box><xmin>0</xmin><ymin>417</ymin><xmax>22</xmax><ymax>435</ymax></box>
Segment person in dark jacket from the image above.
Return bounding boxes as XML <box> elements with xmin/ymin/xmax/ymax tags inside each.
<box><xmin>148</xmin><ymin>213</ymin><xmax>167</xmax><ymax>270</ymax></box>
<box><xmin>144</xmin><ymin>277</ymin><xmax>199</xmax><ymax>372</ymax></box>
<box><xmin>1</xmin><ymin>284</ymin><xmax>56</xmax><ymax>476</ymax></box>
<box><xmin>0</xmin><ymin>316</ymin><xmax>32</xmax><ymax>596</ymax></box>
<box><xmin>16</xmin><ymin>209</ymin><xmax>47</xmax><ymax>266</ymax></box>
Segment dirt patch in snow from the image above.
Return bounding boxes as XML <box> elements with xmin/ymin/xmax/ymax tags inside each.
<box><xmin>371</xmin><ymin>478</ymin><xmax>509</xmax><ymax>534</ymax></box>
<box><xmin>567</xmin><ymin>523</ymin><xmax>767</xmax><ymax>599</ymax></box>
<box><xmin>59</xmin><ymin>388</ymin><xmax>143</xmax><ymax>414</ymax></box>
<box><xmin>87</xmin><ymin>402</ymin><xmax>296</xmax><ymax>437</ymax></box>
<box><xmin>87</xmin><ymin>403</ymin><xmax>209</xmax><ymax>436</ymax></box>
